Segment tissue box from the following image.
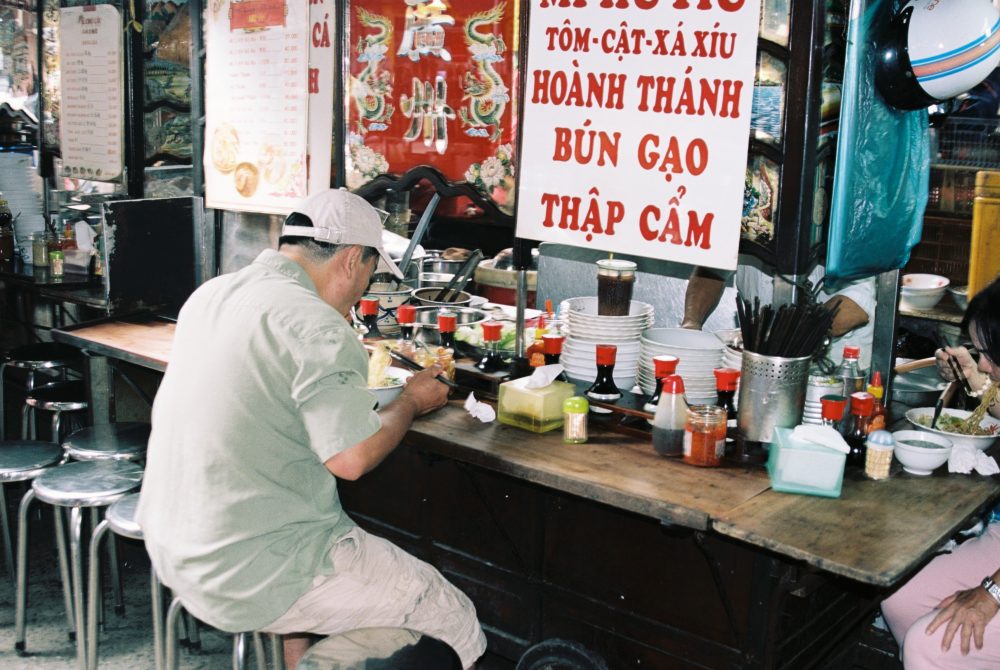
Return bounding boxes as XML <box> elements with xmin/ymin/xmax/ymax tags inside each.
<box><xmin>766</xmin><ymin>427</ymin><xmax>846</xmax><ymax>498</ymax></box>
<box><xmin>497</xmin><ymin>379</ymin><xmax>576</xmax><ymax>433</ymax></box>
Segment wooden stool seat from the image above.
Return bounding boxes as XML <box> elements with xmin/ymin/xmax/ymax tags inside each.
<box><xmin>64</xmin><ymin>423</ymin><xmax>151</xmax><ymax>462</ymax></box>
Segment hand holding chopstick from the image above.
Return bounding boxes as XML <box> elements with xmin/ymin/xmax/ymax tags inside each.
<box><xmin>387</xmin><ymin>349</ymin><xmax>459</xmax><ymax>389</ymax></box>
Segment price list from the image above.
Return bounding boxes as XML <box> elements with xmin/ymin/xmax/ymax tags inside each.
<box><xmin>204</xmin><ymin>1</ymin><xmax>310</xmax><ymax>214</ymax></box>
<box><xmin>58</xmin><ymin>5</ymin><xmax>123</xmax><ymax>181</ymax></box>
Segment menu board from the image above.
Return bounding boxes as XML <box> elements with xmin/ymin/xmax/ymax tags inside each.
<box><xmin>516</xmin><ymin>0</ymin><xmax>762</xmax><ymax>272</ymax></box>
<box><xmin>58</xmin><ymin>5</ymin><xmax>124</xmax><ymax>181</ymax></box>
<box><xmin>204</xmin><ymin>0</ymin><xmax>310</xmax><ymax>214</ymax></box>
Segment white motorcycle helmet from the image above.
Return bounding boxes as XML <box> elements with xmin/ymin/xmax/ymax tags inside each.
<box><xmin>876</xmin><ymin>0</ymin><xmax>1000</xmax><ymax>110</ymax></box>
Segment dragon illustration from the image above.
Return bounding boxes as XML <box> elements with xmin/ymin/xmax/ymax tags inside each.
<box><xmin>351</xmin><ymin>7</ymin><xmax>395</xmax><ymax>132</ymax></box>
<box><xmin>459</xmin><ymin>3</ymin><xmax>509</xmax><ymax>141</ymax></box>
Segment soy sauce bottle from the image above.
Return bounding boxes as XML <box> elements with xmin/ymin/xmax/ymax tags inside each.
<box><xmin>476</xmin><ymin>321</ymin><xmax>507</xmax><ymax>373</ymax></box>
<box><xmin>845</xmin><ymin>391</ymin><xmax>874</xmax><ymax>468</ymax></box>
<box><xmin>395</xmin><ymin>304</ymin><xmax>417</xmax><ymax>357</ymax></box>
<box><xmin>542</xmin><ymin>333</ymin><xmax>570</xmax><ymax>382</ymax></box>
<box><xmin>585</xmin><ymin>344</ymin><xmax>622</xmax><ymax>402</ymax></box>
<box><xmin>359</xmin><ymin>296</ymin><xmax>383</xmax><ymax>340</ymax></box>
<box><xmin>643</xmin><ymin>355</ymin><xmax>680</xmax><ymax>413</ymax></box>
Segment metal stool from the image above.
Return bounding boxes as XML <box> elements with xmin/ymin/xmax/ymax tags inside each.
<box><xmin>164</xmin><ymin>597</ymin><xmax>283</xmax><ymax>670</ymax></box>
<box><xmin>65</xmin><ymin>423</ymin><xmax>151</xmax><ymax>462</ymax></box>
<box><xmin>15</xmin><ymin>460</ymin><xmax>143</xmax><ymax>669</ymax></box>
<box><xmin>25</xmin><ymin>380</ymin><xmax>89</xmax><ymax>444</ymax></box>
<box><xmin>0</xmin><ymin>440</ymin><xmax>65</xmax><ymax>578</ymax></box>
<box><xmin>87</xmin><ymin>492</ymin><xmax>165</xmax><ymax>670</ymax></box>
<box><xmin>1</xmin><ymin>343</ymin><xmax>81</xmax><ymax>439</ymax></box>
<box><xmin>297</xmin><ymin>628</ymin><xmax>462</xmax><ymax>670</ymax></box>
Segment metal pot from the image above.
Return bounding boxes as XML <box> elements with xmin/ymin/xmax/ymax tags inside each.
<box><xmin>423</xmin><ymin>258</ymin><xmax>465</xmax><ymax>275</ymax></box>
<box><xmin>893</xmin><ymin>364</ymin><xmax>947</xmax><ymax>407</ymax></box>
<box><xmin>419</xmin><ymin>272</ymin><xmax>454</xmax><ymax>289</ymax></box>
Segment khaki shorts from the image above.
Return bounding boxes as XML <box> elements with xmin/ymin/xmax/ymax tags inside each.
<box><xmin>264</xmin><ymin>527</ymin><xmax>487</xmax><ymax>668</ymax></box>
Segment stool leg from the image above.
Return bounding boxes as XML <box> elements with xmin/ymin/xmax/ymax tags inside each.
<box><xmin>184</xmin><ymin>611</ymin><xmax>202</xmax><ymax>650</ymax></box>
<box><xmin>25</xmin><ymin>370</ymin><xmax>36</xmax><ymax>440</ymax></box>
<box><xmin>52</xmin><ymin>410</ymin><xmax>62</xmax><ymax>446</ymax></box>
<box><xmin>253</xmin><ymin>632</ymin><xmax>266</xmax><ymax>670</ymax></box>
<box><xmin>69</xmin><ymin>506</ymin><xmax>87</xmax><ymax>670</ymax></box>
<box><xmin>14</xmin><ymin>488</ymin><xmax>34</xmax><ymax>655</ymax></box>
<box><xmin>151</xmin><ymin>573</ymin><xmax>165</xmax><ymax>670</ymax></box>
<box><xmin>0</xmin><ymin>483</ymin><xmax>14</xmax><ymax>584</ymax></box>
<box><xmin>21</xmin><ymin>400</ymin><xmax>31</xmax><ymax>440</ymax></box>
<box><xmin>269</xmin><ymin>634</ymin><xmax>285</xmax><ymax>670</ymax></box>
<box><xmin>232</xmin><ymin>632</ymin><xmax>247</xmax><ymax>670</ymax></box>
<box><xmin>55</xmin><ymin>506</ymin><xmax>77</xmax><ymax>640</ymax></box>
<box><xmin>0</xmin><ymin>361</ymin><xmax>7</xmax><ymax>438</ymax></box>
<box><xmin>165</xmin><ymin>598</ymin><xmax>184</xmax><ymax>670</ymax></box>
<box><xmin>87</xmin><ymin>519</ymin><xmax>110</xmax><ymax>670</ymax></box>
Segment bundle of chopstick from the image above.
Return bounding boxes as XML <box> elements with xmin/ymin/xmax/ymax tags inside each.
<box><xmin>736</xmin><ymin>297</ymin><xmax>838</xmax><ymax>357</ymax></box>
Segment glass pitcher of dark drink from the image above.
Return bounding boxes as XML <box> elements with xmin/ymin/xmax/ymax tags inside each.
<box><xmin>596</xmin><ymin>259</ymin><xmax>636</xmax><ymax>316</ymax></box>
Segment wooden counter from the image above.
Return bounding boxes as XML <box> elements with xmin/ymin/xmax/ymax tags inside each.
<box><xmin>714</xmin><ymin>468</ymin><xmax>1000</xmax><ymax>586</ymax></box>
<box><xmin>53</xmin><ymin>317</ymin><xmax>1000</xmax><ymax>585</ymax></box>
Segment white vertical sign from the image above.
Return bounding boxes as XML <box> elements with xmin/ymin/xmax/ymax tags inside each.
<box><xmin>204</xmin><ymin>0</ymin><xmax>310</xmax><ymax>214</ymax></box>
<box><xmin>307</xmin><ymin>0</ymin><xmax>335</xmax><ymax>195</ymax></box>
<box><xmin>516</xmin><ymin>0</ymin><xmax>762</xmax><ymax>271</ymax></box>
<box><xmin>58</xmin><ymin>5</ymin><xmax>124</xmax><ymax>181</ymax></box>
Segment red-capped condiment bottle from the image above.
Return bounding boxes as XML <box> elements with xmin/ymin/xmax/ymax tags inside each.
<box><xmin>437</xmin><ymin>312</ymin><xmax>457</xmax><ymax>350</ymax></box>
<box><xmin>845</xmin><ymin>391</ymin><xmax>875</xmax><ymax>468</ymax></box>
<box><xmin>542</xmin><ymin>333</ymin><xmax>570</xmax><ymax>382</ymax></box>
<box><xmin>394</xmin><ymin>304</ymin><xmax>417</xmax><ymax>357</ymax></box>
<box><xmin>526</xmin><ymin>317</ymin><xmax>548</xmax><ymax>367</ymax></box>
<box><xmin>359</xmin><ymin>296</ymin><xmax>382</xmax><ymax>339</ymax></box>
<box><xmin>643</xmin><ymin>355</ymin><xmax>680</xmax><ymax>413</ymax></box>
<box><xmin>585</xmin><ymin>344</ymin><xmax>622</xmax><ymax>402</ymax></box>
<box><xmin>867</xmin><ymin>371</ymin><xmax>887</xmax><ymax>432</ymax></box>
<box><xmin>820</xmin><ymin>394</ymin><xmax>847</xmax><ymax>432</ymax></box>
<box><xmin>476</xmin><ymin>321</ymin><xmax>507</xmax><ymax>373</ymax></box>
<box><xmin>651</xmin><ymin>374</ymin><xmax>687</xmax><ymax>456</ymax></box>
<box><xmin>713</xmin><ymin>367</ymin><xmax>740</xmax><ymax>424</ymax></box>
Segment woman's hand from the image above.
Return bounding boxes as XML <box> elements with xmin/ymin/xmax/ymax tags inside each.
<box><xmin>926</xmin><ymin>584</ymin><xmax>1000</xmax><ymax>655</ymax></box>
<box><xmin>936</xmin><ymin>346</ymin><xmax>987</xmax><ymax>391</ymax></box>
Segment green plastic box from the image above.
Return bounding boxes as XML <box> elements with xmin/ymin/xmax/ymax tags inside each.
<box><xmin>766</xmin><ymin>427</ymin><xmax>846</xmax><ymax>498</ymax></box>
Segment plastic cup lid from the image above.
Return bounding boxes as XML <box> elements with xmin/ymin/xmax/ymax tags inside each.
<box><xmin>563</xmin><ymin>396</ymin><xmax>590</xmax><ymax>413</ymax></box>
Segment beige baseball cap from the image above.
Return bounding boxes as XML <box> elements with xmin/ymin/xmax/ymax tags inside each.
<box><xmin>282</xmin><ymin>189</ymin><xmax>403</xmax><ymax>279</ymax></box>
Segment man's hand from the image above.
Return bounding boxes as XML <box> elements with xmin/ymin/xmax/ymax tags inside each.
<box><xmin>926</xmin><ymin>584</ymin><xmax>1000</xmax><ymax>655</ymax></box>
<box><xmin>396</xmin><ymin>364</ymin><xmax>450</xmax><ymax>416</ymax></box>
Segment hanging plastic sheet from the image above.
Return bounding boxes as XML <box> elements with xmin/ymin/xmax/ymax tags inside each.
<box><xmin>825</xmin><ymin>0</ymin><xmax>929</xmax><ymax>286</ymax></box>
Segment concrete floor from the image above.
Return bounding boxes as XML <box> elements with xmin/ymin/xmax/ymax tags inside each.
<box><xmin>0</xmin><ymin>513</ymin><xmax>237</xmax><ymax>669</ymax></box>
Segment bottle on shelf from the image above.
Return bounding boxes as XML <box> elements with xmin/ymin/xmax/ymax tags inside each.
<box><xmin>0</xmin><ymin>197</ymin><xmax>13</xmax><ymax>262</ymax></box>
<box><xmin>643</xmin><ymin>354</ymin><xmax>680</xmax><ymax>413</ymax></box>
<box><xmin>844</xmin><ymin>391</ymin><xmax>875</xmax><ymax>468</ymax></box>
<box><xmin>651</xmin><ymin>374</ymin><xmax>687</xmax><ymax>457</ymax></box>
<box><xmin>61</xmin><ymin>221</ymin><xmax>77</xmax><ymax>251</ymax></box>
<box><xmin>359</xmin><ymin>296</ymin><xmax>383</xmax><ymax>340</ymax></box>
<box><xmin>542</xmin><ymin>333</ymin><xmax>570</xmax><ymax>381</ymax></box>
<box><xmin>820</xmin><ymin>394</ymin><xmax>847</xmax><ymax>433</ymax></box>
<box><xmin>476</xmin><ymin>321</ymin><xmax>507</xmax><ymax>373</ymax></box>
<box><xmin>713</xmin><ymin>367</ymin><xmax>740</xmax><ymax>426</ymax></box>
<box><xmin>837</xmin><ymin>345</ymin><xmax>865</xmax><ymax>406</ymax></box>
<box><xmin>867</xmin><ymin>371</ymin><xmax>887</xmax><ymax>432</ymax></box>
<box><xmin>395</xmin><ymin>304</ymin><xmax>417</xmax><ymax>357</ymax></box>
<box><xmin>585</xmin><ymin>344</ymin><xmax>622</xmax><ymax>403</ymax></box>
<box><xmin>526</xmin><ymin>317</ymin><xmax>548</xmax><ymax>367</ymax></box>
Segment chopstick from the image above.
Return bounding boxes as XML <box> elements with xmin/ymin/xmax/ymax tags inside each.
<box><xmin>947</xmin><ymin>354</ymin><xmax>973</xmax><ymax>394</ymax></box>
<box><xmin>386</xmin><ymin>349</ymin><xmax>459</xmax><ymax>389</ymax></box>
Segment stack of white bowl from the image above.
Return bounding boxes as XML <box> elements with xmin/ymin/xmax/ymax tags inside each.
<box><xmin>559</xmin><ymin>297</ymin><xmax>655</xmax><ymax>390</ymax></box>
<box><xmin>638</xmin><ymin>328</ymin><xmax>724</xmax><ymax>404</ymax></box>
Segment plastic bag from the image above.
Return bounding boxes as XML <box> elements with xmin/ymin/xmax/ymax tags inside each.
<box><xmin>825</xmin><ymin>0</ymin><xmax>929</xmax><ymax>286</ymax></box>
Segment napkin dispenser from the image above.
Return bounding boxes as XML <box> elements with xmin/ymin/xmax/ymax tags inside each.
<box><xmin>497</xmin><ymin>378</ymin><xmax>576</xmax><ymax>433</ymax></box>
<box><xmin>766</xmin><ymin>427</ymin><xmax>846</xmax><ymax>498</ymax></box>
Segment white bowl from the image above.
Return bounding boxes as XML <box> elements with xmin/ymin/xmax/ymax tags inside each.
<box><xmin>904</xmin><ymin>407</ymin><xmax>1000</xmax><ymax>450</ymax></box>
<box><xmin>891</xmin><ymin>429</ymin><xmax>952</xmax><ymax>475</ymax></box>
<box><xmin>900</xmin><ymin>274</ymin><xmax>949</xmax><ymax>310</ymax></box>
<box><xmin>369</xmin><ymin>369</ymin><xmax>413</xmax><ymax>409</ymax></box>
<box><xmin>641</xmin><ymin>328</ymin><xmax>725</xmax><ymax>351</ymax></box>
<box><xmin>902</xmin><ymin>273</ymin><xmax>950</xmax><ymax>291</ymax></box>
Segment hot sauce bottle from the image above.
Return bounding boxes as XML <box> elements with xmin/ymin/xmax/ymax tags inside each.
<box><xmin>683</xmin><ymin>405</ymin><xmax>727</xmax><ymax>467</ymax></box>
<box><xmin>526</xmin><ymin>317</ymin><xmax>548</xmax><ymax>367</ymax></box>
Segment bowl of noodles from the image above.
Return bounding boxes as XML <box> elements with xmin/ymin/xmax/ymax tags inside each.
<box><xmin>905</xmin><ymin>407</ymin><xmax>1000</xmax><ymax>450</ymax></box>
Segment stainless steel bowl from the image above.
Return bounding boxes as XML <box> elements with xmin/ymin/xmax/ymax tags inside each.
<box><xmin>419</xmin><ymin>272</ymin><xmax>455</xmax><ymax>289</ymax></box>
<box><xmin>411</xmin><ymin>287</ymin><xmax>472</xmax><ymax>307</ymax></box>
<box><xmin>413</xmin><ymin>307</ymin><xmax>489</xmax><ymax>345</ymax></box>
<box><xmin>423</xmin><ymin>258</ymin><xmax>465</xmax><ymax>275</ymax></box>
<box><xmin>892</xmin><ymin>364</ymin><xmax>947</xmax><ymax>407</ymax></box>
<box><xmin>948</xmin><ymin>286</ymin><xmax>969</xmax><ymax>311</ymax></box>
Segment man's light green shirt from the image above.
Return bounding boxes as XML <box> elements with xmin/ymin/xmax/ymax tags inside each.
<box><xmin>137</xmin><ymin>250</ymin><xmax>381</xmax><ymax>632</ymax></box>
